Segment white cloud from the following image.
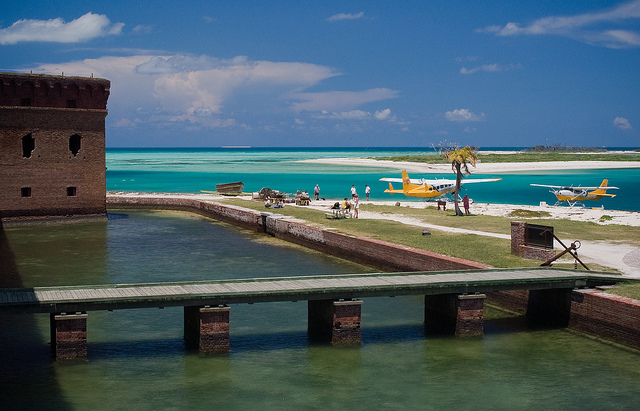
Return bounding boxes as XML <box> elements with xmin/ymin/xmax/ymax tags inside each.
<box><xmin>614</xmin><ymin>116</ymin><xmax>632</xmax><ymax>130</ymax></box>
<box><xmin>478</xmin><ymin>0</ymin><xmax>640</xmax><ymax>48</ymax></box>
<box><xmin>0</xmin><ymin>12</ymin><xmax>123</xmax><ymax>45</ymax></box>
<box><xmin>314</xmin><ymin>108</ymin><xmax>397</xmax><ymax>122</ymax></box>
<box><xmin>132</xmin><ymin>25</ymin><xmax>153</xmax><ymax>34</ymax></box>
<box><xmin>460</xmin><ymin>63</ymin><xmax>522</xmax><ymax>75</ymax></box>
<box><xmin>327</xmin><ymin>12</ymin><xmax>365</xmax><ymax>22</ymax></box>
<box><xmin>374</xmin><ymin>108</ymin><xmax>393</xmax><ymax>120</ymax></box>
<box><xmin>322</xmin><ymin>110</ymin><xmax>371</xmax><ymax>120</ymax></box>
<box><xmin>290</xmin><ymin>88</ymin><xmax>399</xmax><ymax>112</ymax></box>
<box><xmin>27</xmin><ymin>54</ymin><xmax>346</xmax><ymax>129</ymax></box>
<box><xmin>445</xmin><ymin>109</ymin><xmax>485</xmax><ymax>122</ymax></box>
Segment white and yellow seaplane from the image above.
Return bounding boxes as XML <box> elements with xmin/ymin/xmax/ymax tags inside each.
<box><xmin>530</xmin><ymin>179</ymin><xmax>618</xmax><ymax>207</ymax></box>
<box><xmin>380</xmin><ymin>170</ymin><xmax>501</xmax><ymax>199</ymax></box>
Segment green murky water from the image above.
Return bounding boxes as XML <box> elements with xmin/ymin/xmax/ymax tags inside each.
<box><xmin>1</xmin><ymin>211</ymin><xmax>638</xmax><ymax>410</ymax></box>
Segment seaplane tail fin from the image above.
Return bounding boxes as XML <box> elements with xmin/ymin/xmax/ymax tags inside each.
<box><xmin>591</xmin><ymin>179</ymin><xmax>616</xmax><ymax>195</ymax></box>
<box><xmin>401</xmin><ymin>170</ymin><xmax>412</xmax><ymax>189</ymax></box>
<box><xmin>384</xmin><ymin>182</ymin><xmax>404</xmax><ymax>194</ymax></box>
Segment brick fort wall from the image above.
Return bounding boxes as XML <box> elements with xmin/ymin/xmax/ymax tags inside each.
<box><xmin>0</xmin><ymin>73</ymin><xmax>110</xmax><ymax>219</ymax></box>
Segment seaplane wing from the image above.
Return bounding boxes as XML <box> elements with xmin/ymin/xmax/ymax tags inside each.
<box><xmin>380</xmin><ymin>177</ymin><xmax>501</xmax><ymax>185</ymax></box>
<box><xmin>459</xmin><ymin>178</ymin><xmax>503</xmax><ymax>185</ymax></box>
<box><xmin>380</xmin><ymin>170</ymin><xmax>501</xmax><ymax>199</ymax></box>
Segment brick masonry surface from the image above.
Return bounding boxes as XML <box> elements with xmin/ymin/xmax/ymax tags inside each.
<box><xmin>0</xmin><ymin>73</ymin><xmax>110</xmax><ymax>219</ymax></box>
<box><xmin>488</xmin><ymin>289</ymin><xmax>640</xmax><ymax>349</ymax></box>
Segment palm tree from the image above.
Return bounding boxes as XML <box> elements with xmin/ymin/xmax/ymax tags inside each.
<box><xmin>442</xmin><ymin>146</ymin><xmax>477</xmax><ymax>216</ymax></box>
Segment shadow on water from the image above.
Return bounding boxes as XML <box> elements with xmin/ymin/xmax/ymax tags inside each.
<box><xmin>0</xmin><ymin>227</ymin><xmax>72</xmax><ymax>410</ymax></box>
<box><xmin>83</xmin><ymin>318</ymin><xmax>531</xmax><ymax>361</ymax></box>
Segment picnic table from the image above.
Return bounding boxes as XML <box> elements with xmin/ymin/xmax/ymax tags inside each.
<box><xmin>325</xmin><ymin>208</ymin><xmax>351</xmax><ymax>219</ymax></box>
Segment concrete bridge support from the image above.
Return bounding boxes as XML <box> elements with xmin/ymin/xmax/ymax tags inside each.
<box><xmin>308</xmin><ymin>299</ymin><xmax>362</xmax><ymax>344</ymax></box>
<box><xmin>424</xmin><ymin>294</ymin><xmax>486</xmax><ymax>337</ymax></box>
<box><xmin>184</xmin><ymin>305</ymin><xmax>230</xmax><ymax>353</ymax></box>
<box><xmin>526</xmin><ymin>288</ymin><xmax>572</xmax><ymax>328</ymax></box>
<box><xmin>50</xmin><ymin>312</ymin><xmax>88</xmax><ymax>360</ymax></box>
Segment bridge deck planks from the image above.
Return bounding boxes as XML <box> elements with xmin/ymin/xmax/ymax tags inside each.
<box><xmin>0</xmin><ymin>268</ymin><xmax>622</xmax><ymax>314</ymax></box>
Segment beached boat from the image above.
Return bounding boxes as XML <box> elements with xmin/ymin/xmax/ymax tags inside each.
<box><xmin>215</xmin><ymin>182</ymin><xmax>244</xmax><ymax>195</ymax></box>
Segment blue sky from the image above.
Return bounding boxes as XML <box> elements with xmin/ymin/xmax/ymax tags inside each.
<box><xmin>1</xmin><ymin>1</ymin><xmax>639</xmax><ymax>148</ymax></box>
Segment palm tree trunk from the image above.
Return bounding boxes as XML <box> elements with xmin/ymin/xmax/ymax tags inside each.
<box><xmin>453</xmin><ymin>163</ymin><xmax>463</xmax><ymax>216</ymax></box>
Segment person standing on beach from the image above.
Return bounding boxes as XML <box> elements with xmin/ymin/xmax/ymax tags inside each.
<box><xmin>463</xmin><ymin>194</ymin><xmax>470</xmax><ymax>216</ymax></box>
<box><xmin>365</xmin><ymin>185</ymin><xmax>370</xmax><ymax>201</ymax></box>
<box><xmin>314</xmin><ymin>184</ymin><xmax>320</xmax><ymax>200</ymax></box>
<box><xmin>351</xmin><ymin>185</ymin><xmax>357</xmax><ymax>198</ymax></box>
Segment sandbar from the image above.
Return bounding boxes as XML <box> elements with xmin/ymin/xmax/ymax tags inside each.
<box><xmin>298</xmin><ymin>157</ymin><xmax>640</xmax><ymax>174</ymax></box>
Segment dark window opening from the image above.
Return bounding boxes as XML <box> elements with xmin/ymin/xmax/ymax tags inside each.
<box><xmin>69</xmin><ymin>134</ymin><xmax>81</xmax><ymax>156</ymax></box>
<box><xmin>66</xmin><ymin>99</ymin><xmax>77</xmax><ymax>108</ymax></box>
<box><xmin>67</xmin><ymin>187</ymin><xmax>77</xmax><ymax>197</ymax></box>
<box><xmin>21</xmin><ymin>98</ymin><xmax>32</xmax><ymax>106</ymax></box>
<box><xmin>22</xmin><ymin>134</ymin><xmax>35</xmax><ymax>158</ymax></box>
<box><xmin>21</xmin><ymin>187</ymin><xmax>31</xmax><ymax>198</ymax></box>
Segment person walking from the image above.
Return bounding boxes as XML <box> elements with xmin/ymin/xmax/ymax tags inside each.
<box><xmin>314</xmin><ymin>184</ymin><xmax>320</xmax><ymax>200</ymax></box>
<box><xmin>365</xmin><ymin>185</ymin><xmax>370</xmax><ymax>201</ymax></box>
<box><xmin>351</xmin><ymin>184</ymin><xmax>357</xmax><ymax>198</ymax></box>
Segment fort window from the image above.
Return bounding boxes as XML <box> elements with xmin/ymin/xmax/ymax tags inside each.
<box><xmin>40</xmin><ymin>82</ymin><xmax>49</xmax><ymax>97</ymax></box>
<box><xmin>67</xmin><ymin>187</ymin><xmax>77</xmax><ymax>197</ymax></box>
<box><xmin>69</xmin><ymin>134</ymin><xmax>81</xmax><ymax>156</ymax></box>
<box><xmin>66</xmin><ymin>99</ymin><xmax>77</xmax><ymax>108</ymax></box>
<box><xmin>21</xmin><ymin>98</ymin><xmax>32</xmax><ymax>106</ymax></box>
<box><xmin>22</xmin><ymin>134</ymin><xmax>35</xmax><ymax>158</ymax></box>
<box><xmin>21</xmin><ymin>187</ymin><xmax>31</xmax><ymax>198</ymax></box>
<box><xmin>53</xmin><ymin>83</ymin><xmax>63</xmax><ymax>97</ymax></box>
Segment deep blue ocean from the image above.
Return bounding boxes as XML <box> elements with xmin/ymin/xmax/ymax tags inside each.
<box><xmin>106</xmin><ymin>147</ymin><xmax>640</xmax><ymax>212</ymax></box>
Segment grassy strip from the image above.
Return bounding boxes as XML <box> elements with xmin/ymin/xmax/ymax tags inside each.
<box><xmin>359</xmin><ymin>203</ymin><xmax>640</xmax><ymax>244</ymax></box>
<box><xmin>612</xmin><ymin>282</ymin><xmax>640</xmax><ymax>300</ymax></box>
<box><xmin>218</xmin><ymin>198</ymin><xmax>639</xmax><ymax>298</ymax></box>
<box><xmin>219</xmin><ymin>199</ymin><xmax>580</xmax><ymax>268</ymax></box>
<box><xmin>376</xmin><ymin>153</ymin><xmax>640</xmax><ymax>164</ymax></box>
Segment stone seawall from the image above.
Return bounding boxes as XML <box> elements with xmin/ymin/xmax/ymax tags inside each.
<box><xmin>107</xmin><ymin>195</ymin><xmax>640</xmax><ymax>349</ymax></box>
<box><xmin>488</xmin><ymin>289</ymin><xmax>640</xmax><ymax>349</ymax></box>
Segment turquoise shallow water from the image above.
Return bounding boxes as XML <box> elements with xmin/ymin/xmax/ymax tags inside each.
<box><xmin>106</xmin><ymin>148</ymin><xmax>640</xmax><ymax>211</ymax></box>
<box><xmin>1</xmin><ymin>210</ymin><xmax>639</xmax><ymax>409</ymax></box>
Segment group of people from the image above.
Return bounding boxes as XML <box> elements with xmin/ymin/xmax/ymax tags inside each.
<box><xmin>349</xmin><ymin>184</ymin><xmax>370</xmax><ymax>201</ymax></box>
<box><xmin>313</xmin><ymin>184</ymin><xmax>370</xmax><ymax>202</ymax></box>
<box><xmin>324</xmin><ymin>184</ymin><xmax>371</xmax><ymax>219</ymax></box>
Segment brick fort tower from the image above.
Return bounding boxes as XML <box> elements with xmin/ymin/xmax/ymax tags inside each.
<box><xmin>0</xmin><ymin>73</ymin><xmax>110</xmax><ymax>220</ymax></box>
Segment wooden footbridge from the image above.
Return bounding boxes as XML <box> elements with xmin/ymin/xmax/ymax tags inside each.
<box><xmin>0</xmin><ymin>268</ymin><xmax>623</xmax><ymax>360</ymax></box>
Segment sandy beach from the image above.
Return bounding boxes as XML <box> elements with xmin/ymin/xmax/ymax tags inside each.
<box><xmin>299</xmin><ymin>157</ymin><xmax>640</xmax><ymax>174</ymax></box>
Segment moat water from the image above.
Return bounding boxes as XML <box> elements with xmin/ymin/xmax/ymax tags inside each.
<box><xmin>1</xmin><ymin>211</ymin><xmax>639</xmax><ymax>409</ymax></box>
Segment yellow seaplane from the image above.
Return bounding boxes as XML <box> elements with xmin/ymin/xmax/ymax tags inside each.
<box><xmin>380</xmin><ymin>170</ymin><xmax>501</xmax><ymax>199</ymax></box>
<box><xmin>530</xmin><ymin>179</ymin><xmax>618</xmax><ymax>207</ymax></box>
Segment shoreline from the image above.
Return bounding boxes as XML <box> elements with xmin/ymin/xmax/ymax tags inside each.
<box><xmin>298</xmin><ymin>157</ymin><xmax>640</xmax><ymax>174</ymax></box>
<box><xmin>108</xmin><ymin>191</ymin><xmax>640</xmax><ymax>227</ymax></box>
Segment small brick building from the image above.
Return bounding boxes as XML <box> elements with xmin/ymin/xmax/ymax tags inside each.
<box><xmin>0</xmin><ymin>73</ymin><xmax>110</xmax><ymax>219</ymax></box>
